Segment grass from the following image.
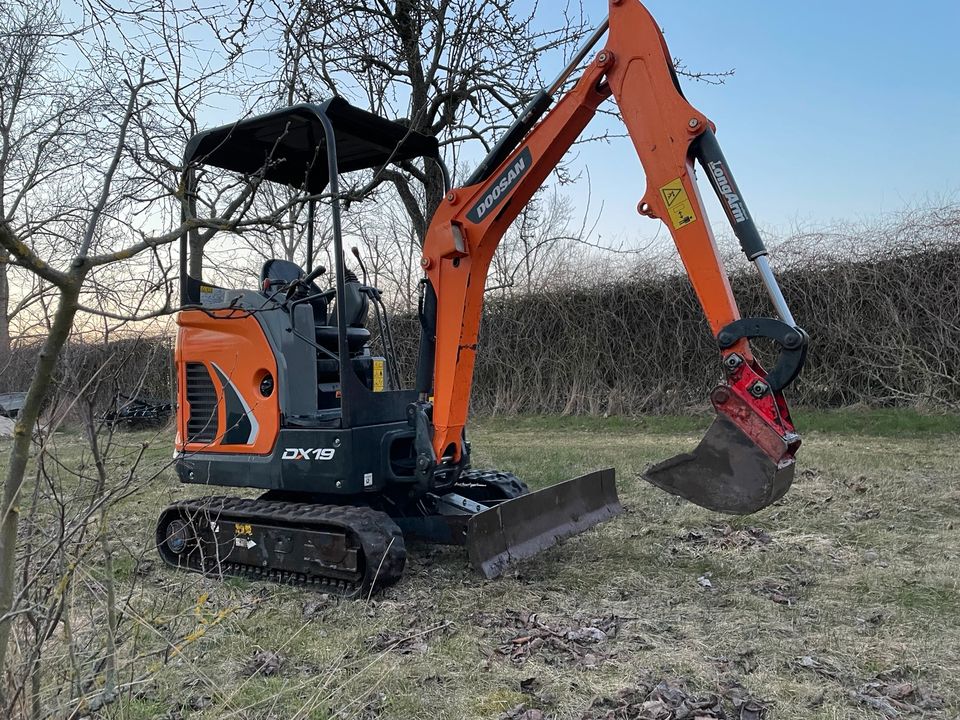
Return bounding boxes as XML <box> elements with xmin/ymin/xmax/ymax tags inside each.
<box><xmin>2</xmin><ymin>408</ymin><xmax>959</xmax><ymax>719</ymax></box>
<box><xmin>479</xmin><ymin>406</ymin><xmax>960</xmax><ymax>437</ymax></box>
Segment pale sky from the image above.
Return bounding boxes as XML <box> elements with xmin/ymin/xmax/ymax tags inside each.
<box><xmin>53</xmin><ymin>0</ymin><xmax>960</xmax><ymax>256</ymax></box>
<box><xmin>552</xmin><ymin>0</ymin><xmax>960</xmax><ymax>247</ymax></box>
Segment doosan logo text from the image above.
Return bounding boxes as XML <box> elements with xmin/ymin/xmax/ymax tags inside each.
<box><xmin>467</xmin><ymin>147</ymin><xmax>533</xmax><ymax>223</ymax></box>
<box><xmin>708</xmin><ymin>161</ymin><xmax>749</xmax><ymax>223</ymax></box>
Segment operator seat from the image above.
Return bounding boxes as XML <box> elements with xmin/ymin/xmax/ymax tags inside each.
<box><xmin>260</xmin><ymin>259</ymin><xmax>328</xmax><ymax>324</ymax></box>
<box><xmin>317</xmin><ymin>268</ymin><xmax>370</xmax><ymax>353</ymax></box>
<box><xmin>259</xmin><ymin>259</ymin><xmax>369</xmax><ymax>354</ymax></box>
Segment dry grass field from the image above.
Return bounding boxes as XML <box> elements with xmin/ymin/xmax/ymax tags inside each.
<box><xmin>3</xmin><ymin>410</ymin><xmax>958</xmax><ymax>719</ymax></box>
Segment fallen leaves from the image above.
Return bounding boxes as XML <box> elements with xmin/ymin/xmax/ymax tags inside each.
<box><xmin>797</xmin><ymin>467</ymin><xmax>822</xmax><ymax>482</ymax></box>
<box><xmin>705</xmin><ymin>647</ymin><xmax>759</xmax><ymax>676</ymax></box>
<box><xmin>754</xmin><ymin>566</ymin><xmax>815</xmax><ymax>607</ymax></box>
<box><xmin>793</xmin><ymin>654</ymin><xmax>842</xmax><ymax>680</ymax></box>
<box><xmin>844</xmin><ymin>475</ymin><xmax>871</xmax><ymax>494</ymax></box>
<box><xmin>242</xmin><ymin>649</ymin><xmax>283</xmax><ymax>677</ymax></box>
<box><xmin>369</xmin><ymin>620</ymin><xmax>454</xmax><ymax>655</ymax></box>
<box><xmin>187</xmin><ymin>695</ymin><xmax>212</xmax><ymax>711</ymax></box>
<box><xmin>855</xmin><ymin>608</ymin><xmax>886</xmax><ymax>627</ymax></box>
<box><xmin>520</xmin><ymin>677</ymin><xmax>542</xmax><ymax>694</ymax></box>
<box><xmin>754</xmin><ymin>579</ymin><xmax>798</xmax><ymax>607</ymax></box>
<box><xmin>848</xmin><ymin>670</ymin><xmax>945</xmax><ymax>717</ymax></box>
<box><xmin>476</xmin><ymin>610</ymin><xmax>622</xmax><ymax>668</ymax></box>
<box><xmin>581</xmin><ymin>676</ymin><xmax>768</xmax><ymax>720</ymax></box>
<box><xmin>719</xmin><ymin>680</ymin><xmax>770</xmax><ymax>720</ymax></box>
<box><xmin>302</xmin><ymin>592</ymin><xmax>333</xmax><ymax>618</ymax></box>
<box><xmin>673</xmin><ymin>523</ymin><xmax>773</xmax><ymax>554</ymax></box>
<box><xmin>794</xmin><ymin>656</ymin><xmax>947</xmax><ymax>718</ymax></box>
<box><xmin>500</xmin><ymin>705</ymin><xmax>545</xmax><ymax>720</ymax></box>
<box><xmin>846</xmin><ymin>507</ymin><xmax>881</xmax><ymax>522</ymax></box>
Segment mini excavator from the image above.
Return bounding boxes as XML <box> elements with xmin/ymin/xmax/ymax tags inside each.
<box><xmin>157</xmin><ymin>0</ymin><xmax>808</xmax><ymax>595</ymax></box>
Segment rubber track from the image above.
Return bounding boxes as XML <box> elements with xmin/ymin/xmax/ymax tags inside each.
<box><xmin>156</xmin><ymin>496</ymin><xmax>405</xmax><ymax>597</ymax></box>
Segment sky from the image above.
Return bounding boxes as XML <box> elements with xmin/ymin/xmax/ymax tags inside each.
<box><xmin>550</xmin><ymin>0</ymin><xmax>960</xmax><ymax>246</ymax></box>
<box><xmin>49</xmin><ymin>0</ymin><xmax>960</xmax><ymax>256</ymax></box>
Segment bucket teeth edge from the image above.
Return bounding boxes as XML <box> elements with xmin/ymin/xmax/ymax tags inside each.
<box><xmin>643</xmin><ymin>415</ymin><xmax>795</xmax><ymax>515</ymax></box>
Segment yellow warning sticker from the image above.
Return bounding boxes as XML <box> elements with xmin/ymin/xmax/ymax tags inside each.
<box><xmin>235</xmin><ymin>523</ymin><xmax>253</xmax><ymax>536</ymax></box>
<box><xmin>659</xmin><ymin>178</ymin><xmax>697</xmax><ymax>230</ymax></box>
<box><xmin>373</xmin><ymin>359</ymin><xmax>385</xmax><ymax>392</ymax></box>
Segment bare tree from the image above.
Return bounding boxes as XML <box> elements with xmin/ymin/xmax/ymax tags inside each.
<box><xmin>180</xmin><ymin>1</ymin><xmax>730</xmax><ymax>297</ymax></box>
<box><xmin>201</xmin><ymin>0</ymin><xmax>592</xmax><ymax>249</ymax></box>
<box><xmin>0</xmin><ymin>1</ymin><xmax>92</xmax><ymax>358</ymax></box>
<box><xmin>0</xmin><ymin>1</ymin><xmax>310</xmax><ymax>700</ymax></box>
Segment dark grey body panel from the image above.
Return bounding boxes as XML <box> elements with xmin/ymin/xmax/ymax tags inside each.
<box><xmin>177</xmin><ymin>288</ymin><xmax>421</xmax><ymax>495</ymax></box>
<box><xmin>177</xmin><ymin>422</ymin><xmax>417</xmax><ymax>495</ymax></box>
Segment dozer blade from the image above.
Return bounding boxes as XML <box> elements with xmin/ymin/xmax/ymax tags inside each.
<box><xmin>466</xmin><ymin>468</ymin><xmax>622</xmax><ymax>579</ymax></box>
<box><xmin>644</xmin><ymin>413</ymin><xmax>795</xmax><ymax>515</ymax></box>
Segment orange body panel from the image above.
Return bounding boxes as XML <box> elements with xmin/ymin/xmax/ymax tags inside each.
<box><xmin>175</xmin><ymin>309</ymin><xmax>280</xmax><ymax>455</ymax></box>
<box><xmin>422</xmin><ymin>61</ymin><xmax>611</xmax><ymax>460</ymax></box>
<box><xmin>422</xmin><ymin>0</ymin><xmax>752</xmax><ymax>462</ymax></box>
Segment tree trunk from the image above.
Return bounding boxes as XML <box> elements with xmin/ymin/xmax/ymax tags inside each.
<box><xmin>188</xmin><ymin>233</ymin><xmax>204</xmax><ymax>279</ymax></box>
<box><xmin>0</xmin><ymin>281</ymin><xmax>81</xmax><ymax>694</ymax></box>
<box><xmin>0</xmin><ymin>249</ymin><xmax>10</xmax><ymax>360</ymax></box>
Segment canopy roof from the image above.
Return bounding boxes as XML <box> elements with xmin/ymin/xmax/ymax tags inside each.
<box><xmin>183</xmin><ymin>98</ymin><xmax>439</xmax><ymax>192</ymax></box>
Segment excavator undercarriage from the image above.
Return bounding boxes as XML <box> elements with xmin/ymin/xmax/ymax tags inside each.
<box><xmin>157</xmin><ymin>497</ymin><xmax>406</xmax><ymax>596</ymax></box>
<box><xmin>157</xmin><ymin>0</ymin><xmax>808</xmax><ymax>593</ymax></box>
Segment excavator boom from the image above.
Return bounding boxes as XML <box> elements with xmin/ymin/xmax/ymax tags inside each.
<box><xmin>416</xmin><ymin>0</ymin><xmax>808</xmax><ymax>565</ymax></box>
<box><xmin>160</xmin><ymin>1</ymin><xmax>809</xmax><ymax>591</ymax></box>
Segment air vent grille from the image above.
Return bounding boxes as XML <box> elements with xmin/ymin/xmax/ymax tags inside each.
<box><xmin>185</xmin><ymin>362</ymin><xmax>218</xmax><ymax>444</ymax></box>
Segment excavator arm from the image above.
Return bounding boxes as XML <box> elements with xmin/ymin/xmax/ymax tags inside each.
<box><xmin>417</xmin><ymin>0</ymin><xmax>807</xmax><ymax>516</ymax></box>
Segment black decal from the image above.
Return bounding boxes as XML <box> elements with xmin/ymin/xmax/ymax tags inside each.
<box><xmin>212</xmin><ymin>366</ymin><xmax>254</xmax><ymax>445</ymax></box>
<box><xmin>466</xmin><ymin>147</ymin><xmax>533</xmax><ymax>224</ymax></box>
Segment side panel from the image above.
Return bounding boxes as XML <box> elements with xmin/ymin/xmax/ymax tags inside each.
<box><xmin>176</xmin><ymin>423</ymin><xmax>416</xmax><ymax>494</ymax></box>
<box><xmin>175</xmin><ymin>309</ymin><xmax>280</xmax><ymax>455</ymax></box>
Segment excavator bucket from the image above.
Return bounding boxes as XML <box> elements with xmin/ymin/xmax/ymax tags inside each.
<box><xmin>466</xmin><ymin>468</ymin><xmax>622</xmax><ymax>578</ymax></box>
<box><xmin>643</xmin><ymin>411</ymin><xmax>795</xmax><ymax>515</ymax></box>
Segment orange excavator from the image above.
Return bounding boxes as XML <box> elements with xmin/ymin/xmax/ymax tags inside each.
<box><xmin>157</xmin><ymin>0</ymin><xmax>807</xmax><ymax>595</ymax></box>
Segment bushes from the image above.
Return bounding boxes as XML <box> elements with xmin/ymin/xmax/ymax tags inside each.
<box><xmin>1</xmin><ymin>334</ymin><xmax>174</xmax><ymax>414</ymax></box>
<box><xmin>467</xmin><ymin>243</ymin><xmax>960</xmax><ymax>413</ymax></box>
<box><xmin>4</xmin><ymin>213</ymin><xmax>958</xmax><ymax>415</ymax></box>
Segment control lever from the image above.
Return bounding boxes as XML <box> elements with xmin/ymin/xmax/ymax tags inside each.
<box><xmin>302</xmin><ymin>264</ymin><xmax>326</xmax><ymax>285</ymax></box>
<box><xmin>350</xmin><ymin>247</ymin><xmax>369</xmax><ymax>285</ymax></box>
<box><xmin>283</xmin><ymin>264</ymin><xmax>327</xmax><ymax>303</ymax></box>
